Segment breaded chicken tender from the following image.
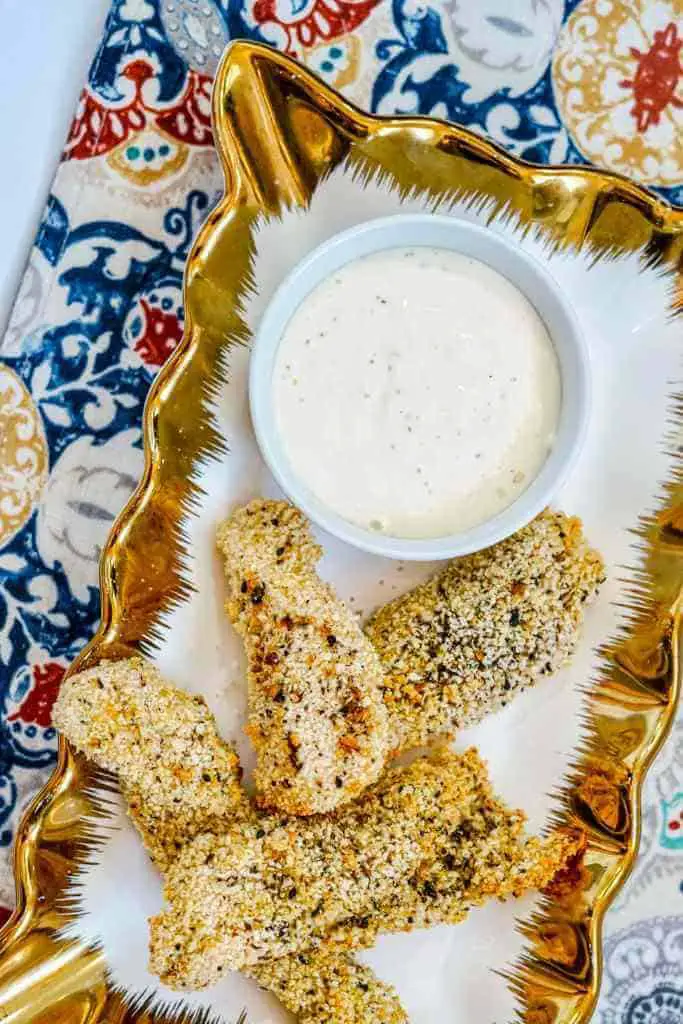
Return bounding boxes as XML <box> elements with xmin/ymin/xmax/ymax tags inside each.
<box><xmin>55</xmin><ymin>657</ymin><xmax>405</xmax><ymax>1023</ymax></box>
<box><xmin>367</xmin><ymin>511</ymin><xmax>604</xmax><ymax>751</ymax></box>
<box><xmin>248</xmin><ymin>953</ymin><xmax>408</xmax><ymax>1024</ymax></box>
<box><xmin>217</xmin><ymin>500</ymin><xmax>389</xmax><ymax>815</ymax></box>
<box><xmin>247</xmin><ymin>776</ymin><xmax>576</xmax><ymax>975</ymax></box>
<box><xmin>55</xmin><ymin>660</ymin><xmax>576</xmax><ymax>1022</ymax></box>
<box><xmin>318</xmin><ymin>799</ymin><xmax>576</xmax><ymax>949</ymax></box>
<box><xmin>52</xmin><ymin>657</ymin><xmax>249</xmax><ymax>871</ymax></box>
<box><xmin>149</xmin><ymin>747</ymin><xmax>576</xmax><ymax>988</ymax></box>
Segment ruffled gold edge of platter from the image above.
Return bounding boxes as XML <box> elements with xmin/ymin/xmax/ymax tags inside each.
<box><xmin>0</xmin><ymin>41</ymin><xmax>682</xmax><ymax>1024</ymax></box>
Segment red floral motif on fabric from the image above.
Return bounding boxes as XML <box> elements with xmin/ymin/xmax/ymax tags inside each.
<box><xmin>620</xmin><ymin>22</ymin><xmax>682</xmax><ymax>132</ymax></box>
<box><xmin>64</xmin><ymin>84</ymin><xmax>145</xmax><ymax>160</ymax></box>
<box><xmin>252</xmin><ymin>0</ymin><xmax>380</xmax><ymax>52</ymax></box>
<box><xmin>8</xmin><ymin>663</ymin><xmax>65</xmax><ymax>729</ymax></box>
<box><xmin>134</xmin><ymin>300</ymin><xmax>183</xmax><ymax>367</ymax></box>
<box><xmin>64</xmin><ymin>60</ymin><xmax>213</xmax><ymax>161</ymax></box>
<box><xmin>156</xmin><ymin>73</ymin><xmax>213</xmax><ymax>146</ymax></box>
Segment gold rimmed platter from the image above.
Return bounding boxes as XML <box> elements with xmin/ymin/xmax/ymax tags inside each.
<box><xmin>0</xmin><ymin>40</ymin><xmax>682</xmax><ymax>1024</ymax></box>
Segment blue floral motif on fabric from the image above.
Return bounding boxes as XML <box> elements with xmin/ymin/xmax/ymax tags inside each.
<box><xmin>0</xmin><ymin>190</ymin><xmax>211</xmax><ymax>846</ymax></box>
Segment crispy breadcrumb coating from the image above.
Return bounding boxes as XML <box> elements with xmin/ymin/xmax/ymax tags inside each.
<box><xmin>217</xmin><ymin>500</ymin><xmax>388</xmax><ymax>815</ymax></box>
<box><xmin>52</xmin><ymin>657</ymin><xmax>249</xmax><ymax>871</ymax></box>
<box><xmin>55</xmin><ymin>657</ymin><xmax>407</xmax><ymax>1021</ymax></box>
<box><xmin>246</xmin><ymin>786</ymin><xmax>577</xmax><ymax>1016</ymax></box>
<box><xmin>149</xmin><ymin>747</ymin><xmax>576</xmax><ymax>988</ymax></box>
<box><xmin>248</xmin><ymin>953</ymin><xmax>407</xmax><ymax>1024</ymax></box>
<box><xmin>245</xmin><ymin>814</ymin><xmax>573</xmax><ymax>1024</ymax></box>
<box><xmin>55</xmin><ymin>658</ymin><xmax>577</xmax><ymax>1023</ymax></box>
<box><xmin>366</xmin><ymin>511</ymin><xmax>605</xmax><ymax>751</ymax></box>
<box><xmin>318</xmin><ymin>798</ymin><xmax>576</xmax><ymax>949</ymax></box>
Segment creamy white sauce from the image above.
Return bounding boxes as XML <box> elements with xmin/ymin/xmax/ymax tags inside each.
<box><xmin>273</xmin><ymin>247</ymin><xmax>561</xmax><ymax>539</ymax></box>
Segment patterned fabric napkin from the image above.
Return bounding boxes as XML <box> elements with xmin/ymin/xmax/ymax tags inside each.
<box><xmin>0</xmin><ymin>0</ymin><xmax>681</xmax><ymax>1017</ymax></box>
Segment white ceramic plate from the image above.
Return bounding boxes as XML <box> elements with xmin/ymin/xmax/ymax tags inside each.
<box><xmin>64</xmin><ymin>169</ymin><xmax>680</xmax><ymax>1024</ymax></box>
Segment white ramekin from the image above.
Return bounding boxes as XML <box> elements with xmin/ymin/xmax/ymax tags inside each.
<box><xmin>249</xmin><ymin>214</ymin><xmax>590</xmax><ymax>561</ymax></box>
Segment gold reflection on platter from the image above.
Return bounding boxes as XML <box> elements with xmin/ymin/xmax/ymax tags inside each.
<box><xmin>0</xmin><ymin>41</ymin><xmax>682</xmax><ymax>1024</ymax></box>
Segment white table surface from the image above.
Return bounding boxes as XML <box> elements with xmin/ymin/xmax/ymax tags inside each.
<box><xmin>0</xmin><ymin>0</ymin><xmax>111</xmax><ymax>336</ymax></box>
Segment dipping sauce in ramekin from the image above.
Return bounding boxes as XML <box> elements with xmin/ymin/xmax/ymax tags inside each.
<box><xmin>249</xmin><ymin>215</ymin><xmax>589</xmax><ymax>561</ymax></box>
<box><xmin>273</xmin><ymin>246</ymin><xmax>561</xmax><ymax>540</ymax></box>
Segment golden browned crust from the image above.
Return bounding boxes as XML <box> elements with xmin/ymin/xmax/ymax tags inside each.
<box><xmin>55</xmin><ymin>656</ymin><xmax>578</xmax><ymax>1022</ymax></box>
<box><xmin>149</xmin><ymin>749</ymin><xmax>484</xmax><ymax>984</ymax></box>
<box><xmin>55</xmin><ymin>657</ymin><xmax>405</xmax><ymax>1023</ymax></box>
<box><xmin>148</xmin><ymin>747</ymin><xmax>577</xmax><ymax>988</ymax></box>
<box><xmin>366</xmin><ymin>511</ymin><xmax>605</xmax><ymax>751</ymax></box>
<box><xmin>247</xmin><ymin>819</ymin><xmax>574</xmax><ymax>1023</ymax></box>
<box><xmin>52</xmin><ymin>657</ymin><xmax>249</xmax><ymax>871</ymax></box>
<box><xmin>217</xmin><ymin>500</ymin><xmax>389</xmax><ymax>815</ymax></box>
<box><xmin>325</xmin><ymin>814</ymin><xmax>577</xmax><ymax>947</ymax></box>
<box><xmin>248</xmin><ymin>953</ymin><xmax>408</xmax><ymax>1024</ymax></box>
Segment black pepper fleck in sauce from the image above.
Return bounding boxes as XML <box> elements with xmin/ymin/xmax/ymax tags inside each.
<box><xmin>272</xmin><ymin>246</ymin><xmax>560</xmax><ymax>540</ymax></box>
